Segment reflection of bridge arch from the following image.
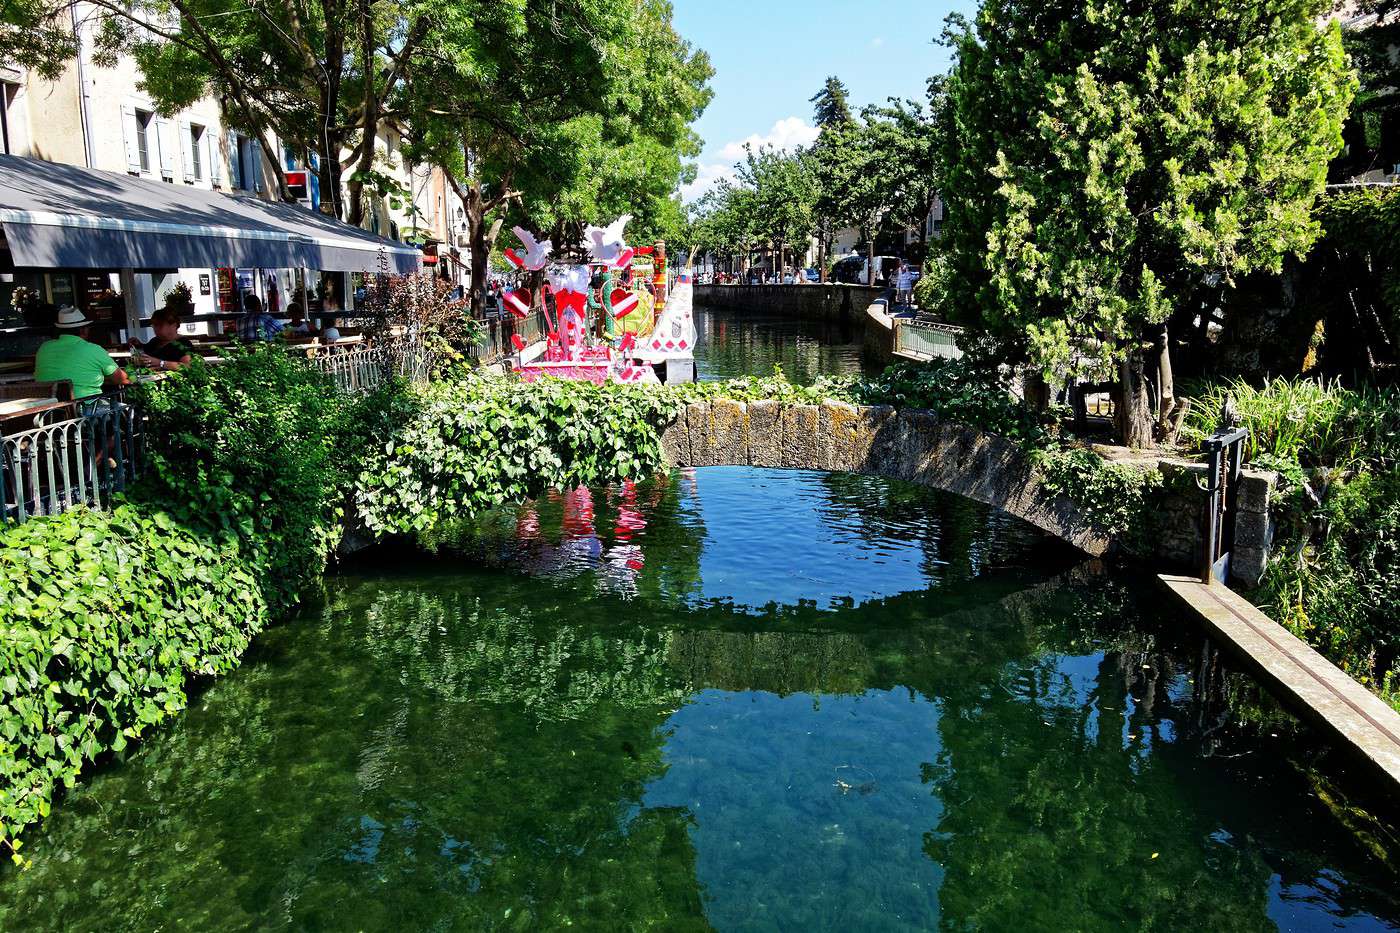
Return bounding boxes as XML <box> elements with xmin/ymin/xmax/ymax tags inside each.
<box><xmin>660</xmin><ymin>399</ymin><xmax>1115</xmax><ymax>556</ymax></box>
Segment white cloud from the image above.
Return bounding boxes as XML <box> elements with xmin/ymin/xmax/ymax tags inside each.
<box><xmin>683</xmin><ymin>116</ymin><xmax>821</xmax><ymax>202</ymax></box>
<box><xmin>681</xmin><ymin>161</ymin><xmax>738</xmax><ymax>202</ymax></box>
<box><xmin>717</xmin><ymin>116</ymin><xmax>820</xmax><ymax>162</ymax></box>
<box><xmin>869</xmin><ymin>37</ymin><xmax>885</xmax><ymax>47</ymax></box>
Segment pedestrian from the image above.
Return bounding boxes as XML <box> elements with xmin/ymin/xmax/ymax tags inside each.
<box><xmin>895</xmin><ymin>261</ymin><xmax>915</xmax><ymax>307</ymax></box>
<box><xmin>237</xmin><ymin>293</ymin><xmax>284</xmax><ymax>341</ymax></box>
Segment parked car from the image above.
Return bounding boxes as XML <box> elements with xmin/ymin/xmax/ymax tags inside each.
<box><xmin>803</xmin><ymin>268</ymin><xmax>819</xmax><ymax>282</ymax></box>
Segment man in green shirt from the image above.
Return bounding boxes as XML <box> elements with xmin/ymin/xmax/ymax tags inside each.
<box><xmin>34</xmin><ymin>305</ymin><xmax>130</xmax><ymax>400</ymax></box>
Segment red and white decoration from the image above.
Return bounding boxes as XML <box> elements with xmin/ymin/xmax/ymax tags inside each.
<box><xmin>504</xmin><ymin>288</ymin><xmax>532</xmax><ymax>318</ymax></box>
<box><xmin>610</xmin><ymin>287</ymin><xmax>639</xmax><ymax>319</ymax></box>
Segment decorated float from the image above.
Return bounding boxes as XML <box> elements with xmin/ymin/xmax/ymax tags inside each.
<box><xmin>500</xmin><ymin>216</ymin><xmax>695</xmax><ymax>384</ymax></box>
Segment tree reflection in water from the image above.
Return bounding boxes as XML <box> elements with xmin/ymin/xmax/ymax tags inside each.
<box><xmin>2</xmin><ymin>471</ymin><xmax>1397</xmax><ymax>932</ymax></box>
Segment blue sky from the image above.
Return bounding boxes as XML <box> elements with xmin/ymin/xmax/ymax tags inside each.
<box><xmin>672</xmin><ymin>0</ymin><xmax>975</xmax><ymax>200</ymax></box>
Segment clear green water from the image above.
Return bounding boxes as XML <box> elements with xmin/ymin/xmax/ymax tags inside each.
<box><xmin>693</xmin><ymin>305</ymin><xmax>868</xmax><ymax>383</ymax></box>
<box><xmin>2</xmin><ymin>468</ymin><xmax>1397</xmax><ymax>931</ymax></box>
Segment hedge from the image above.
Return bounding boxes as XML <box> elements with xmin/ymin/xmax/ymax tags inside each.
<box><xmin>0</xmin><ymin>504</ymin><xmax>265</xmax><ymax>864</ymax></box>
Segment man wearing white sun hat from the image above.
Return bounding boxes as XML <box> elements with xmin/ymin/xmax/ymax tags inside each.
<box><xmin>34</xmin><ymin>305</ymin><xmax>130</xmax><ymax>401</ymax></box>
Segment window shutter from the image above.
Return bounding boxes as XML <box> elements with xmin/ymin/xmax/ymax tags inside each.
<box><xmin>208</xmin><ymin>130</ymin><xmax>222</xmax><ymax>187</ymax></box>
<box><xmin>178</xmin><ymin>119</ymin><xmax>194</xmax><ymax>183</ymax></box>
<box><xmin>156</xmin><ymin>117</ymin><xmax>175</xmax><ymax>179</ymax></box>
<box><xmin>250</xmin><ymin>139</ymin><xmax>263</xmax><ymax>192</ymax></box>
<box><xmin>227</xmin><ymin>130</ymin><xmax>241</xmax><ymax>189</ymax></box>
<box><xmin>120</xmin><ymin>104</ymin><xmax>141</xmax><ymax>173</ymax></box>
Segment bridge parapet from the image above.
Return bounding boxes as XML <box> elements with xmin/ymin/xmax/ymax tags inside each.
<box><xmin>660</xmin><ymin>398</ymin><xmax>1119</xmax><ymax>555</ymax></box>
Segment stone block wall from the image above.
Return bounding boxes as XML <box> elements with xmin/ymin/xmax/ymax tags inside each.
<box><xmin>693</xmin><ymin>284</ymin><xmax>885</xmax><ymax>321</ymax></box>
<box><xmin>1150</xmin><ymin>459</ymin><xmax>1277</xmax><ymax>586</ymax></box>
<box><xmin>660</xmin><ymin>399</ymin><xmax>1116</xmax><ymax>555</ymax></box>
<box><xmin>659</xmin><ymin>399</ymin><xmax>1279</xmax><ymax>582</ymax></box>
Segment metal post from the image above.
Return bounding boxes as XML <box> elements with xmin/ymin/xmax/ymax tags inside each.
<box><xmin>1200</xmin><ymin>426</ymin><xmax>1249</xmax><ymax>585</ymax></box>
<box><xmin>119</xmin><ymin>267</ymin><xmax>141</xmax><ymax>343</ymax></box>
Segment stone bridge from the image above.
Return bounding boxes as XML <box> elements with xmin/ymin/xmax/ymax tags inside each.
<box><xmin>659</xmin><ymin>398</ymin><xmax>1117</xmax><ymax>555</ymax></box>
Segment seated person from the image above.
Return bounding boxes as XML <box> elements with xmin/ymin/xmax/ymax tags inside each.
<box><xmin>320</xmin><ymin>317</ymin><xmax>342</xmax><ymax>343</ymax></box>
<box><xmin>237</xmin><ymin>294</ymin><xmax>284</xmax><ymax>341</ymax></box>
<box><xmin>129</xmin><ymin>306</ymin><xmax>194</xmax><ymax>372</ymax></box>
<box><xmin>34</xmin><ymin>305</ymin><xmax>130</xmax><ymax>399</ymax></box>
<box><xmin>286</xmin><ymin>302</ymin><xmax>312</xmax><ymax>335</ymax></box>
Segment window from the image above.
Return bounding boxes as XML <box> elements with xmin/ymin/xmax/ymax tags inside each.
<box><xmin>190</xmin><ymin>124</ymin><xmax>204</xmax><ymax>180</ymax></box>
<box><xmin>136</xmin><ymin>109</ymin><xmax>153</xmax><ymax>173</ymax></box>
<box><xmin>0</xmin><ymin>82</ymin><xmax>14</xmax><ymax>155</ymax></box>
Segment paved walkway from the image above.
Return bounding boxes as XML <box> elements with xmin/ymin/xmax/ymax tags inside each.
<box><xmin>1159</xmin><ymin>574</ymin><xmax>1400</xmax><ymax>789</ymax></box>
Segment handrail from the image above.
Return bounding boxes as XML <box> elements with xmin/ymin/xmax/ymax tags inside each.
<box><xmin>1</xmin><ymin>397</ymin><xmax>141</xmax><ymax>524</ymax></box>
<box><xmin>894</xmin><ymin>318</ymin><xmax>964</xmax><ymax>360</ymax></box>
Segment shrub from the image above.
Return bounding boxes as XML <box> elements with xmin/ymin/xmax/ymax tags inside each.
<box><xmin>131</xmin><ymin>346</ymin><xmax>413</xmax><ymax>612</ymax></box>
<box><xmin>851</xmin><ymin>358</ymin><xmax>1049</xmax><ymax>444</ymax></box>
<box><xmin>1259</xmin><ymin>469</ymin><xmax>1400</xmax><ymax>710</ymax></box>
<box><xmin>0</xmin><ymin>505</ymin><xmax>266</xmax><ymax>862</ymax></box>
<box><xmin>1032</xmin><ymin>447</ymin><xmax>1164</xmax><ymax>544</ymax></box>
<box><xmin>1182</xmin><ymin>377</ymin><xmax>1400</xmax><ymax>471</ymax></box>
<box><xmin>356</xmin><ymin>375</ymin><xmax>685</xmax><ymax>538</ymax></box>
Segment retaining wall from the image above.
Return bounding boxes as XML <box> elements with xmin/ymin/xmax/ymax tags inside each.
<box><xmin>694</xmin><ymin>284</ymin><xmax>885</xmax><ymax>320</ymax></box>
<box><xmin>658</xmin><ymin>398</ymin><xmax>1276</xmax><ymax>580</ymax></box>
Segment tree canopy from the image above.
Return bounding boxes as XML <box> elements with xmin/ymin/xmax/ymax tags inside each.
<box><xmin>931</xmin><ymin>0</ymin><xmax>1355</xmax><ymax>444</ymax></box>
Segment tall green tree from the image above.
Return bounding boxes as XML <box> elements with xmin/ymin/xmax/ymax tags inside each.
<box><xmin>691</xmin><ymin>180</ymin><xmax>758</xmax><ymax>275</ymax></box>
<box><xmin>862</xmin><ymin>78</ymin><xmax>945</xmax><ymax>262</ymax></box>
<box><xmin>809</xmin><ymin>75</ymin><xmax>853</xmax><ymax>128</ymax></box>
<box><xmin>508</xmin><ymin>0</ymin><xmax>713</xmax><ymax>258</ymax></box>
<box><xmin>403</xmin><ymin>0</ymin><xmax>709</xmax><ymax>312</ymax></box>
<box><xmin>809</xmin><ymin>76</ymin><xmax>857</xmax><ymax>280</ymax></box>
<box><xmin>933</xmin><ymin>0</ymin><xmax>1355</xmax><ymax>445</ymax></box>
<box><xmin>735</xmin><ymin>144</ymin><xmax>816</xmax><ymax>277</ymax></box>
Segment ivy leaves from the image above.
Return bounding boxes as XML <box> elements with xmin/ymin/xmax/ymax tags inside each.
<box><xmin>356</xmin><ymin>376</ymin><xmax>686</xmax><ymax>539</ymax></box>
<box><xmin>0</xmin><ymin>504</ymin><xmax>266</xmax><ymax>863</ymax></box>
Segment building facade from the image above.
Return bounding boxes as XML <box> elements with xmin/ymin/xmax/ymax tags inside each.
<box><xmin>1</xmin><ymin>8</ymin><xmax>452</xmax><ymax>337</ymax></box>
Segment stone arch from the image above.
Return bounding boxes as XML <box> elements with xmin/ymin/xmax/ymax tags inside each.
<box><xmin>659</xmin><ymin>398</ymin><xmax>1114</xmax><ymax>556</ymax></box>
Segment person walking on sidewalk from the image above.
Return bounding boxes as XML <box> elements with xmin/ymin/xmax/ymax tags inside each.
<box><xmin>894</xmin><ymin>261</ymin><xmax>916</xmax><ymax>308</ymax></box>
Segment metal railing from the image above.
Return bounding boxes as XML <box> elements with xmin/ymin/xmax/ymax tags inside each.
<box><xmin>1</xmin><ymin>398</ymin><xmax>141</xmax><ymax>524</ymax></box>
<box><xmin>894</xmin><ymin>319</ymin><xmax>963</xmax><ymax>360</ymax></box>
<box><xmin>312</xmin><ymin>339</ymin><xmax>434</xmax><ymax>393</ymax></box>
<box><xmin>465</xmin><ymin>310</ymin><xmax>548</xmax><ymax>362</ymax></box>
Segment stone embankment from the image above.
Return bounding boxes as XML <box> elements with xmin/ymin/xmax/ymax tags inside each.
<box><xmin>659</xmin><ymin>398</ymin><xmax>1276</xmax><ymax>581</ymax></box>
<box><xmin>663</xmin><ymin>398</ymin><xmax>1115</xmax><ymax>555</ymax></box>
<box><xmin>694</xmin><ymin>283</ymin><xmax>884</xmax><ymax>320</ymax></box>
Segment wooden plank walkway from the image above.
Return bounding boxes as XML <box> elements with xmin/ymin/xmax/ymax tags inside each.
<box><xmin>1159</xmin><ymin>574</ymin><xmax>1400</xmax><ymax>788</ymax></box>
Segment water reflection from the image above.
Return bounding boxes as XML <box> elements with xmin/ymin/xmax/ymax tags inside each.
<box><xmin>1</xmin><ymin>471</ymin><xmax>1397</xmax><ymax>931</ymax></box>
<box><xmin>694</xmin><ymin>304</ymin><xmax>869</xmax><ymax>384</ymax></box>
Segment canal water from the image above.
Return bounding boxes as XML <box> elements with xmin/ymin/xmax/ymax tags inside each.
<box><xmin>693</xmin><ymin>303</ymin><xmax>868</xmax><ymax>383</ymax></box>
<box><xmin>2</xmin><ymin>308</ymin><xmax>1398</xmax><ymax>930</ymax></box>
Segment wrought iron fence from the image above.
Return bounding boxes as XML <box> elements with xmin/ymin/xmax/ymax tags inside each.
<box><xmin>312</xmin><ymin>339</ymin><xmax>434</xmax><ymax>393</ymax></box>
<box><xmin>894</xmin><ymin>319</ymin><xmax>963</xmax><ymax>360</ymax></box>
<box><xmin>465</xmin><ymin>311</ymin><xmax>548</xmax><ymax>362</ymax></box>
<box><xmin>1</xmin><ymin>398</ymin><xmax>141</xmax><ymax>524</ymax></box>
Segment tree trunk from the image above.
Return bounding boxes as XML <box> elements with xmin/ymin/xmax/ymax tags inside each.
<box><xmin>865</xmin><ymin>230</ymin><xmax>876</xmax><ymax>286</ymax></box>
<box><xmin>1023</xmin><ymin>371</ymin><xmax>1051</xmax><ymax>411</ymax></box>
<box><xmin>464</xmin><ymin>185</ymin><xmax>489</xmax><ymax>318</ymax></box>
<box><xmin>1116</xmin><ymin>348</ymin><xmax>1155</xmax><ymax>448</ymax></box>
<box><xmin>1156</xmin><ymin>322</ymin><xmax>1178</xmax><ymax>438</ymax></box>
<box><xmin>345</xmin><ymin>0</ymin><xmax>378</xmax><ymax>228</ymax></box>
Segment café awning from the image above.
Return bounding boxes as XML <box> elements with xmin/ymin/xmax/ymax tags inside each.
<box><xmin>0</xmin><ymin>154</ymin><xmax>420</xmax><ymax>274</ymax></box>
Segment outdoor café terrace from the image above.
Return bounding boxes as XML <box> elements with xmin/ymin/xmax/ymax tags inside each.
<box><xmin>0</xmin><ymin>154</ymin><xmax>423</xmax><ymax>523</ymax></box>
